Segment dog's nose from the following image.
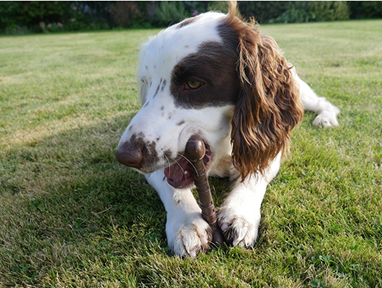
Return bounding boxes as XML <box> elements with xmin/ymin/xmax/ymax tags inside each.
<box><xmin>116</xmin><ymin>141</ymin><xmax>144</xmax><ymax>169</ymax></box>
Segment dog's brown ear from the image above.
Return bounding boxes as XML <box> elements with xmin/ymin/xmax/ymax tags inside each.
<box><xmin>227</xmin><ymin>15</ymin><xmax>304</xmax><ymax>180</ymax></box>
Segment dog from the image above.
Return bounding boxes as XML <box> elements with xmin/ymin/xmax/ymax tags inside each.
<box><xmin>116</xmin><ymin>2</ymin><xmax>339</xmax><ymax>257</ymax></box>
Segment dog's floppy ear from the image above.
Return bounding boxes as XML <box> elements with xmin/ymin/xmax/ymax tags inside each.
<box><xmin>226</xmin><ymin>7</ymin><xmax>304</xmax><ymax>180</ymax></box>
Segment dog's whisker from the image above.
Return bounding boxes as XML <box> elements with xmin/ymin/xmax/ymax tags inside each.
<box><xmin>166</xmin><ymin>154</ymin><xmax>186</xmax><ymax>175</ymax></box>
<box><xmin>178</xmin><ymin>153</ymin><xmax>200</xmax><ymax>176</ymax></box>
<box><xmin>164</xmin><ymin>154</ymin><xmax>171</xmax><ymax>169</ymax></box>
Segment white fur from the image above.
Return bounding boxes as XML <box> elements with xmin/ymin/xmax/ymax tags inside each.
<box><xmin>117</xmin><ymin>11</ymin><xmax>340</xmax><ymax>257</ymax></box>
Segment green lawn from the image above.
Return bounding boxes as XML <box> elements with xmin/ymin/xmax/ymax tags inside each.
<box><xmin>1</xmin><ymin>20</ymin><xmax>381</xmax><ymax>287</ymax></box>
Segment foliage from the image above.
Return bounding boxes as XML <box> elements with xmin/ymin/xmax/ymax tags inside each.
<box><xmin>238</xmin><ymin>1</ymin><xmax>290</xmax><ymax>23</ymax></box>
<box><xmin>109</xmin><ymin>2</ymin><xmax>146</xmax><ymax>28</ymax></box>
<box><xmin>208</xmin><ymin>1</ymin><xmax>230</xmax><ymax>14</ymax></box>
<box><xmin>348</xmin><ymin>1</ymin><xmax>382</xmax><ymax>19</ymax></box>
<box><xmin>184</xmin><ymin>1</ymin><xmax>209</xmax><ymax>17</ymax></box>
<box><xmin>0</xmin><ymin>1</ymin><xmax>112</xmax><ymax>34</ymax></box>
<box><xmin>154</xmin><ymin>1</ymin><xmax>188</xmax><ymax>27</ymax></box>
<box><xmin>276</xmin><ymin>1</ymin><xmax>350</xmax><ymax>23</ymax></box>
<box><xmin>56</xmin><ymin>1</ymin><xmax>112</xmax><ymax>31</ymax></box>
<box><xmin>1</xmin><ymin>1</ymin><xmax>381</xmax><ymax>34</ymax></box>
<box><xmin>0</xmin><ymin>1</ymin><xmax>70</xmax><ymax>33</ymax></box>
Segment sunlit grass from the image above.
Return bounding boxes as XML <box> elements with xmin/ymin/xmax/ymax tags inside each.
<box><xmin>1</xmin><ymin>21</ymin><xmax>381</xmax><ymax>287</ymax></box>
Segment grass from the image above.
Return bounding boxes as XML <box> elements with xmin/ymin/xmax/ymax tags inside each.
<box><xmin>0</xmin><ymin>20</ymin><xmax>381</xmax><ymax>287</ymax></box>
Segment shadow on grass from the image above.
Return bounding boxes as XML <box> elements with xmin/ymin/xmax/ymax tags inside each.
<box><xmin>0</xmin><ymin>113</ymin><xmax>169</xmax><ymax>283</ymax></box>
<box><xmin>0</xmin><ymin>112</ymin><xmax>235</xmax><ymax>285</ymax></box>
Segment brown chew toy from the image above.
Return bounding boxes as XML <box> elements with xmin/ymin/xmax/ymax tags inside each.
<box><xmin>185</xmin><ymin>135</ymin><xmax>225</xmax><ymax>245</ymax></box>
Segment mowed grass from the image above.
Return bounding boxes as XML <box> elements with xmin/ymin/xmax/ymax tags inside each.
<box><xmin>0</xmin><ymin>20</ymin><xmax>381</xmax><ymax>287</ymax></box>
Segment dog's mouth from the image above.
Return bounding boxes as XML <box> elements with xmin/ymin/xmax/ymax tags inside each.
<box><xmin>164</xmin><ymin>143</ymin><xmax>212</xmax><ymax>189</ymax></box>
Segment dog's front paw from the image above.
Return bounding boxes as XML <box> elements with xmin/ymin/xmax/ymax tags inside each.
<box><xmin>313</xmin><ymin>108</ymin><xmax>340</xmax><ymax>128</ymax></box>
<box><xmin>217</xmin><ymin>204</ymin><xmax>260</xmax><ymax>248</ymax></box>
<box><xmin>166</xmin><ymin>212</ymin><xmax>212</xmax><ymax>257</ymax></box>
<box><xmin>313</xmin><ymin>115</ymin><xmax>338</xmax><ymax>127</ymax></box>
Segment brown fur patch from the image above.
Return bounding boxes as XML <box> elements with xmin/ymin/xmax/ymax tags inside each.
<box><xmin>170</xmin><ymin>42</ymin><xmax>240</xmax><ymax>109</ymax></box>
<box><xmin>177</xmin><ymin>17</ymin><xmax>198</xmax><ymax>29</ymax></box>
<box><xmin>221</xmin><ymin>3</ymin><xmax>304</xmax><ymax>180</ymax></box>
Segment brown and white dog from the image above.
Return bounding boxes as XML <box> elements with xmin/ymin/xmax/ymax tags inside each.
<box><xmin>116</xmin><ymin>3</ymin><xmax>339</xmax><ymax>257</ymax></box>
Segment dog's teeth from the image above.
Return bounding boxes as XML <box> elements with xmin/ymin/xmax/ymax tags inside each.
<box><xmin>184</xmin><ymin>171</ymin><xmax>188</xmax><ymax>175</ymax></box>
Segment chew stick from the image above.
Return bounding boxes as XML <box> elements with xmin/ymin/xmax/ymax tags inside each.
<box><xmin>185</xmin><ymin>135</ymin><xmax>224</xmax><ymax>245</ymax></box>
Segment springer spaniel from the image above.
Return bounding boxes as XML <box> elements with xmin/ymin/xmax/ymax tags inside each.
<box><xmin>116</xmin><ymin>3</ymin><xmax>339</xmax><ymax>257</ymax></box>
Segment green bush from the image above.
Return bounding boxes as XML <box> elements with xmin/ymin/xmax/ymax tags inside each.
<box><xmin>236</xmin><ymin>1</ymin><xmax>352</xmax><ymax>24</ymax></box>
<box><xmin>348</xmin><ymin>1</ymin><xmax>382</xmax><ymax>19</ymax></box>
<box><xmin>154</xmin><ymin>1</ymin><xmax>188</xmax><ymax>27</ymax></box>
<box><xmin>1</xmin><ymin>1</ymin><xmax>380</xmax><ymax>34</ymax></box>
<box><xmin>207</xmin><ymin>1</ymin><xmax>230</xmax><ymax>14</ymax></box>
<box><xmin>238</xmin><ymin>1</ymin><xmax>290</xmax><ymax>23</ymax></box>
<box><xmin>0</xmin><ymin>1</ymin><xmax>112</xmax><ymax>34</ymax></box>
<box><xmin>0</xmin><ymin>2</ymin><xmax>25</xmax><ymax>32</ymax></box>
<box><xmin>63</xmin><ymin>2</ymin><xmax>112</xmax><ymax>31</ymax></box>
<box><xmin>0</xmin><ymin>1</ymin><xmax>70</xmax><ymax>33</ymax></box>
<box><xmin>275</xmin><ymin>1</ymin><xmax>350</xmax><ymax>23</ymax></box>
<box><xmin>109</xmin><ymin>2</ymin><xmax>152</xmax><ymax>29</ymax></box>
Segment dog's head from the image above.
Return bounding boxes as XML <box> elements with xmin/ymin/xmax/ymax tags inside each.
<box><xmin>116</xmin><ymin>3</ymin><xmax>303</xmax><ymax>187</ymax></box>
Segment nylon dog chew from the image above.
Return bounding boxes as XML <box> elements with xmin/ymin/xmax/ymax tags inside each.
<box><xmin>185</xmin><ymin>135</ymin><xmax>225</xmax><ymax>245</ymax></box>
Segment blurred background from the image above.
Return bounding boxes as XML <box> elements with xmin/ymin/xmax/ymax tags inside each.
<box><xmin>1</xmin><ymin>1</ymin><xmax>382</xmax><ymax>34</ymax></box>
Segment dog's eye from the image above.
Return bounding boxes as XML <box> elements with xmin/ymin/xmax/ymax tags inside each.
<box><xmin>186</xmin><ymin>80</ymin><xmax>202</xmax><ymax>90</ymax></box>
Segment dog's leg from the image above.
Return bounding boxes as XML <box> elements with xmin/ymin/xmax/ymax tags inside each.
<box><xmin>145</xmin><ymin>170</ymin><xmax>212</xmax><ymax>257</ymax></box>
<box><xmin>294</xmin><ymin>73</ymin><xmax>340</xmax><ymax>127</ymax></box>
<box><xmin>217</xmin><ymin>153</ymin><xmax>281</xmax><ymax>247</ymax></box>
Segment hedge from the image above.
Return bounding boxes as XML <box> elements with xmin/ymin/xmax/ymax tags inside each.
<box><xmin>1</xmin><ymin>1</ymin><xmax>381</xmax><ymax>34</ymax></box>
